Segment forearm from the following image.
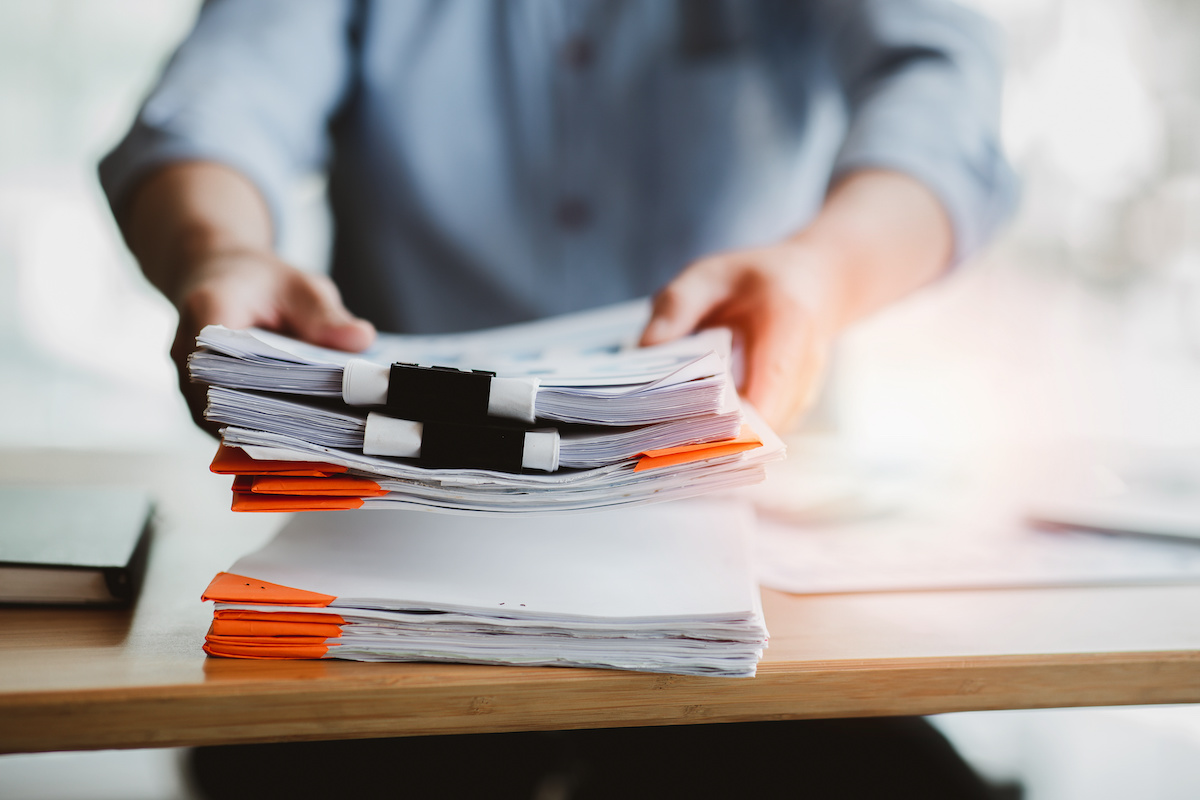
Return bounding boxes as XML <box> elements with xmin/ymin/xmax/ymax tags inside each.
<box><xmin>115</xmin><ymin>160</ymin><xmax>371</xmax><ymax>431</ymax></box>
<box><xmin>795</xmin><ymin>169</ymin><xmax>954</xmax><ymax>333</ymax></box>
<box><xmin>121</xmin><ymin>161</ymin><xmax>275</xmax><ymax>306</ymax></box>
<box><xmin>641</xmin><ymin>168</ymin><xmax>956</xmax><ymax>430</ymax></box>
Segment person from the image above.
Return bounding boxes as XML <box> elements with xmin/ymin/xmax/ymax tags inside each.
<box><xmin>101</xmin><ymin>0</ymin><xmax>1014</xmax><ymax>434</ymax></box>
<box><xmin>101</xmin><ymin>1</ymin><xmax>1017</xmax><ymax>797</ymax></box>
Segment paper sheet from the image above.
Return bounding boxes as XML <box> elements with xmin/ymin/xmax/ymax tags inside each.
<box><xmin>227</xmin><ymin>501</ymin><xmax>762</xmax><ymax>621</ymax></box>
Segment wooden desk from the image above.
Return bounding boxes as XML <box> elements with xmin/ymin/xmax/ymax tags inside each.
<box><xmin>2</xmin><ymin>449</ymin><xmax>1199</xmax><ymax>754</ymax></box>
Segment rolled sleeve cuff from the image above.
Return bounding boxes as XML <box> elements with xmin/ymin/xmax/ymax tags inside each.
<box><xmin>98</xmin><ymin>120</ymin><xmax>291</xmax><ymax>241</ymax></box>
<box><xmin>831</xmin><ymin>82</ymin><xmax>1019</xmax><ymax>266</ymax></box>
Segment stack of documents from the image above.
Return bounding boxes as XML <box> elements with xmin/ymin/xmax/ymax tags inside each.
<box><xmin>192</xmin><ymin>301</ymin><xmax>785</xmax><ymax>514</ymax></box>
<box><xmin>201</xmin><ymin>502</ymin><xmax>768</xmax><ymax>677</ymax></box>
<box><xmin>204</xmin><ymin>386</ymin><xmax>744</xmax><ymax>470</ymax></box>
<box><xmin>190</xmin><ymin>302</ymin><xmax>732</xmax><ymax>427</ymax></box>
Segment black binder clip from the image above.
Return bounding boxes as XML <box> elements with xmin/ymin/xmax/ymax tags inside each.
<box><xmin>387</xmin><ymin>363</ymin><xmax>496</xmax><ymax>424</ymax></box>
<box><xmin>420</xmin><ymin>421</ymin><xmax>527</xmax><ymax>472</ymax></box>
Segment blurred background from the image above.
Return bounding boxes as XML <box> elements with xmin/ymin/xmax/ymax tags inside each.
<box><xmin>3</xmin><ymin>0</ymin><xmax>1200</xmax><ymax>798</ymax></box>
<box><xmin>3</xmin><ymin>0</ymin><xmax>1200</xmax><ymax>451</ymax></box>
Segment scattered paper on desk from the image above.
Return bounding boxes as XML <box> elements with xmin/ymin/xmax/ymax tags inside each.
<box><xmin>1025</xmin><ymin>445</ymin><xmax>1200</xmax><ymax>542</ymax></box>
<box><xmin>755</xmin><ymin>500</ymin><xmax>1200</xmax><ymax>595</ymax></box>
<box><xmin>201</xmin><ymin>501</ymin><xmax>768</xmax><ymax>677</ymax></box>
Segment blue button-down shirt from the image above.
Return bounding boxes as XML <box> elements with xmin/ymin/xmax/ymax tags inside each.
<box><xmin>101</xmin><ymin>0</ymin><xmax>1016</xmax><ymax>334</ymax></box>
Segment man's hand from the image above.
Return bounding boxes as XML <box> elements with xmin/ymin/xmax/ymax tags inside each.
<box><xmin>641</xmin><ymin>170</ymin><xmax>955</xmax><ymax>433</ymax></box>
<box><xmin>169</xmin><ymin>250</ymin><xmax>375</xmax><ymax>431</ymax></box>
<box><xmin>119</xmin><ymin>161</ymin><xmax>375</xmax><ymax>433</ymax></box>
<box><xmin>640</xmin><ymin>239</ymin><xmax>840</xmax><ymax>431</ymax></box>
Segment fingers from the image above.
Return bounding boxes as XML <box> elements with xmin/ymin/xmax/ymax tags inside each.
<box><xmin>642</xmin><ymin>245</ymin><xmax>836</xmax><ymax>433</ymax></box>
<box><xmin>170</xmin><ymin>257</ymin><xmax>279</xmax><ymax>433</ymax></box>
<box><xmin>170</xmin><ymin>302</ymin><xmax>223</xmax><ymax>437</ymax></box>
<box><xmin>168</xmin><ymin>251</ymin><xmax>375</xmax><ymax>435</ymax></box>
<box><xmin>640</xmin><ymin>257</ymin><xmax>733</xmax><ymax>346</ymax></box>
<box><xmin>739</xmin><ymin>304</ymin><xmax>827</xmax><ymax>432</ymax></box>
<box><xmin>281</xmin><ymin>272</ymin><xmax>376</xmax><ymax>352</ymax></box>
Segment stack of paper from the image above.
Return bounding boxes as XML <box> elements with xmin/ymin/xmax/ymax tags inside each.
<box><xmin>201</xmin><ymin>502</ymin><xmax>768</xmax><ymax>677</ymax></box>
<box><xmin>190</xmin><ymin>301</ymin><xmax>733</xmax><ymax>427</ymax></box>
<box><xmin>204</xmin><ymin>387</ymin><xmax>744</xmax><ymax>469</ymax></box>
<box><xmin>192</xmin><ymin>301</ymin><xmax>785</xmax><ymax>514</ymax></box>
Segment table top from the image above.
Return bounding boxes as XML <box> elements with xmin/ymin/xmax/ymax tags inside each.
<box><xmin>3</xmin><ymin>448</ymin><xmax>1200</xmax><ymax>754</ymax></box>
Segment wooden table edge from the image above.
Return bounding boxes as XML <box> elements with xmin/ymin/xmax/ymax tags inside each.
<box><xmin>3</xmin><ymin>649</ymin><xmax>1198</xmax><ymax>753</ymax></box>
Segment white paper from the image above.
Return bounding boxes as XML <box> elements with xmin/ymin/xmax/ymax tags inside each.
<box><xmin>215</xmin><ymin>404</ymin><xmax>782</xmax><ymax>515</ymax></box>
<box><xmin>198</xmin><ymin>301</ymin><xmax>784</xmax><ymax>517</ymax></box>
<box><xmin>206</xmin><ymin>385</ymin><xmax>744</xmax><ymax>469</ymax></box>
<box><xmin>213</xmin><ymin>499</ymin><xmax>767</xmax><ymax>676</ymax></box>
<box><xmin>192</xmin><ymin>299</ymin><xmax>730</xmax><ymax>395</ymax></box>
<box><xmin>755</xmin><ymin>507</ymin><xmax>1200</xmax><ymax>594</ymax></box>
<box><xmin>227</xmin><ymin>500</ymin><xmax>761</xmax><ymax>621</ymax></box>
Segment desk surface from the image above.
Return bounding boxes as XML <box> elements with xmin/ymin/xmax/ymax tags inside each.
<box><xmin>2</xmin><ymin>449</ymin><xmax>1200</xmax><ymax>754</ymax></box>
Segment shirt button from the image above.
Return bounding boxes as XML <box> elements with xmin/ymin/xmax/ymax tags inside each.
<box><xmin>556</xmin><ymin>197</ymin><xmax>592</xmax><ymax>231</ymax></box>
<box><xmin>561</xmin><ymin>36</ymin><xmax>595</xmax><ymax>70</ymax></box>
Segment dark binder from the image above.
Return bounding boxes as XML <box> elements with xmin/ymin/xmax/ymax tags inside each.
<box><xmin>0</xmin><ymin>486</ymin><xmax>154</xmax><ymax>606</ymax></box>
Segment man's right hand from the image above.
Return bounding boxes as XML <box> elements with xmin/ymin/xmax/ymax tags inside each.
<box><xmin>119</xmin><ymin>162</ymin><xmax>374</xmax><ymax>434</ymax></box>
<box><xmin>169</xmin><ymin>249</ymin><xmax>375</xmax><ymax>432</ymax></box>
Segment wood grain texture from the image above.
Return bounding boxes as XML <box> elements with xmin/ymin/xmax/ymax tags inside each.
<box><xmin>2</xmin><ymin>449</ymin><xmax>1199</xmax><ymax>753</ymax></box>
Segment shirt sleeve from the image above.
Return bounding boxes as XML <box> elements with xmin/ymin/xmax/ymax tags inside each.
<box><xmin>824</xmin><ymin>0</ymin><xmax>1019</xmax><ymax>264</ymax></box>
<box><xmin>98</xmin><ymin>0</ymin><xmax>359</xmax><ymax>233</ymax></box>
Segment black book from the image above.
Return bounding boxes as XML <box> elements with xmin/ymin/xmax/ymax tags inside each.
<box><xmin>0</xmin><ymin>486</ymin><xmax>153</xmax><ymax>606</ymax></box>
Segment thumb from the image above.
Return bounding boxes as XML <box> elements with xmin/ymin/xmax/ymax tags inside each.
<box><xmin>282</xmin><ymin>273</ymin><xmax>376</xmax><ymax>352</ymax></box>
<box><xmin>640</xmin><ymin>258</ymin><xmax>734</xmax><ymax>347</ymax></box>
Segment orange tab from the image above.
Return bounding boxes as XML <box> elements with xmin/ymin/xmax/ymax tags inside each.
<box><xmin>204</xmin><ymin>642</ymin><xmax>330</xmax><ymax>660</ymax></box>
<box><xmin>244</xmin><ymin>475</ymin><xmax>388</xmax><ymax>497</ymax></box>
<box><xmin>206</xmin><ymin>632</ymin><xmax>332</xmax><ymax>646</ymax></box>
<box><xmin>634</xmin><ymin>426</ymin><xmax>763</xmax><ymax>472</ymax></box>
<box><xmin>211</xmin><ymin>444</ymin><xmax>346</xmax><ymax>476</ymax></box>
<box><xmin>202</xmin><ymin>572</ymin><xmax>336</xmax><ymax>607</ymax></box>
<box><xmin>211</xmin><ymin>619</ymin><xmax>344</xmax><ymax>638</ymax></box>
<box><xmin>231</xmin><ymin>493</ymin><xmax>366</xmax><ymax>512</ymax></box>
<box><xmin>214</xmin><ymin>610</ymin><xmax>346</xmax><ymax>625</ymax></box>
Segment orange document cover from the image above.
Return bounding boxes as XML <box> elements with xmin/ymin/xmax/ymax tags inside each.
<box><xmin>202</xmin><ymin>572</ymin><xmax>335</xmax><ymax>607</ymax></box>
<box><xmin>634</xmin><ymin>427</ymin><xmax>762</xmax><ymax>472</ymax></box>
<box><xmin>210</xmin><ymin>444</ymin><xmax>347</xmax><ymax>477</ymax></box>
<box><xmin>203</xmin><ymin>639</ymin><xmax>330</xmax><ymax>659</ymax></box>
<box><xmin>211</xmin><ymin>618</ymin><xmax>344</xmax><ymax>638</ymax></box>
<box><xmin>230</xmin><ymin>493</ymin><xmax>366</xmax><ymax>513</ymax></box>
<box><xmin>234</xmin><ymin>474</ymin><xmax>388</xmax><ymax>497</ymax></box>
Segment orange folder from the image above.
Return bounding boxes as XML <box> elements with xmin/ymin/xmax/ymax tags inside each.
<box><xmin>214</xmin><ymin>609</ymin><xmax>347</xmax><ymax>625</ymax></box>
<box><xmin>203</xmin><ymin>640</ymin><xmax>331</xmax><ymax>659</ymax></box>
<box><xmin>210</xmin><ymin>444</ymin><xmax>347</xmax><ymax>477</ymax></box>
<box><xmin>634</xmin><ymin>426</ymin><xmax>762</xmax><ymax>472</ymax></box>
<box><xmin>206</xmin><ymin>631</ymin><xmax>332</xmax><ymax>646</ymax></box>
<box><xmin>203</xmin><ymin>575</ymin><xmax>343</xmax><ymax>659</ymax></box>
<box><xmin>229</xmin><ymin>473</ymin><xmax>383</xmax><ymax>511</ymax></box>
<box><xmin>230</xmin><ymin>493</ymin><xmax>366</xmax><ymax>512</ymax></box>
<box><xmin>202</xmin><ymin>572</ymin><xmax>336</xmax><ymax>607</ymax></box>
<box><xmin>234</xmin><ymin>474</ymin><xmax>389</xmax><ymax>497</ymax></box>
<box><xmin>210</xmin><ymin>618</ymin><xmax>344</xmax><ymax>638</ymax></box>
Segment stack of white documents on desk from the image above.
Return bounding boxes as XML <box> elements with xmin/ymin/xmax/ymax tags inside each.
<box><xmin>201</xmin><ymin>501</ymin><xmax>768</xmax><ymax>677</ymax></box>
<box><xmin>205</xmin><ymin>386</ymin><xmax>744</xmax><ymax>470</ymax></box>
<box><xmin>190</xmin><ymin>300</ymin><xmax>731</xmax><ymax>427</ymax></box>
<box><xmin>192</xmin><ymin>300</ymin><xmax>785</xmax><ymax>515</ymax></box>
